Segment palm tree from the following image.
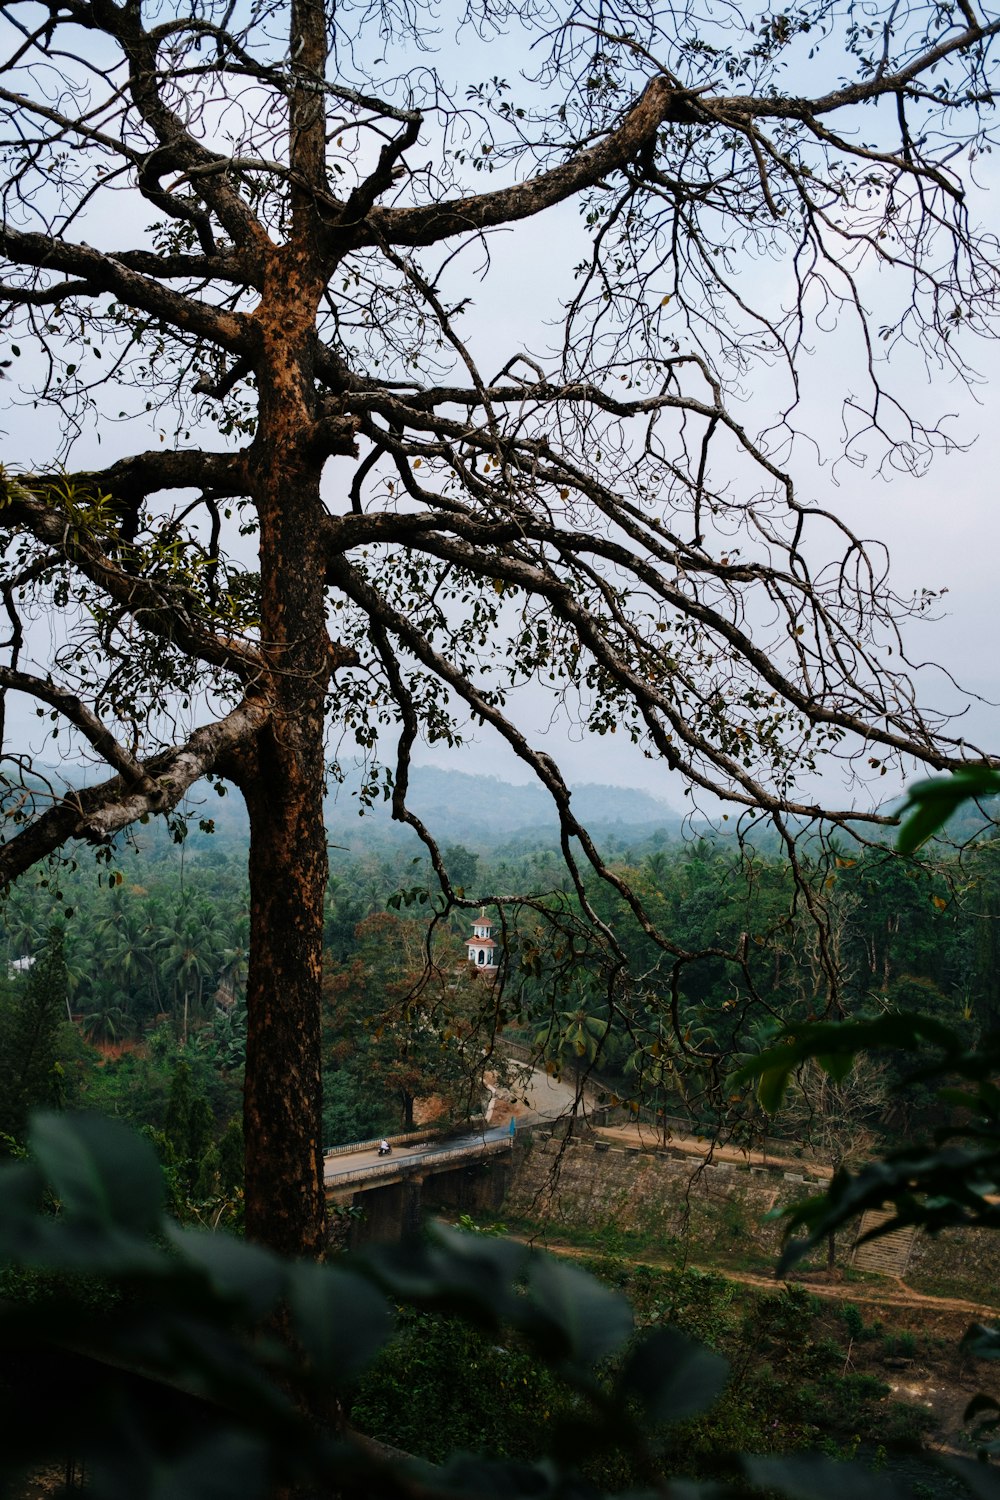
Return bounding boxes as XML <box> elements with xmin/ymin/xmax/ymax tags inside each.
<box><xmin>61</xmin><ymin>935</ymin><xmax>96</xmax><ymax>1023</ymax></box>
<box><xmin>82</xmin><ymin>978</ymin><xmax>128</xmax><ymax>1048</ymax></box>
<box><xmin>156</xmin><ymin>901</ymin><xmax>215</xmax><ymax>1036</ymax></box>
<box><xmin>534</xmin><ymin>1006</ymin><xmax>610</xmax><ymax>1070</ymax></box>
<box><xmin>217</xmin><ymin>911</ymin><xmax>250</xmax><ymax>1005</ymax></box>
<box><xmin>5</xmin><ymin>892</ymin><xmax>43</xmax><ymax>965</ymax></box>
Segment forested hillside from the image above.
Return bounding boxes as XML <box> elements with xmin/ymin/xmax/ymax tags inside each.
<box><xmin>3</xmin><ymin>800</ymin><xmax>998</xmax><ymax>1223</ymax></box>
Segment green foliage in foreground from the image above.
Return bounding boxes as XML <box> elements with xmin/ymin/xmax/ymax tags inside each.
<box><xmin>349</xmin><ymin>1266</ymin><xmax>936</xmax><ymax>1487</ymax></box>
<box><xmin>896</xmin><ymin>769</ymin><xmax>1000</xmax><ymax>855</ymax></box>
<box><xmin>0</xmin><ymin>1112</ymin><xmax>996</xmax><ymax>1500</ymax></box>
<box><xmin>735</xmin><ymin>1010</ymin><xmax>1000</xmax><ymax>1276</ymax></box>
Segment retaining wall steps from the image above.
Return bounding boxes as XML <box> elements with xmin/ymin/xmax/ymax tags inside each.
<box><xmin>852</xmin><ymin>1208</ymin><xmax>917</xmax><ymax>1277</ymax></box>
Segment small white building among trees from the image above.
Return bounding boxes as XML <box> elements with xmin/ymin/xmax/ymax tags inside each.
<box><xmin>467</xmin><ymin>912</ymin><xmax>499</xmax><ymax>974</ymax></box>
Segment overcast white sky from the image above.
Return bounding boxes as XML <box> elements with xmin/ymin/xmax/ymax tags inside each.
<box><xmin>2</xmin><ymin>19</ymin><xmax>999</xmax><ymax>812</ymax></box>
<box><xmin>376</xmin><ymin>200</ymin><xmax>1000</xmax><ymax>804</ymax></box>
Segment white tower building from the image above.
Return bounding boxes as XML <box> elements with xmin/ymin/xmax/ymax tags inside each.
<box><xmin>466</xmin><ymin>909</ymin><xmax>499</xmax><ymax>974</ymax></box>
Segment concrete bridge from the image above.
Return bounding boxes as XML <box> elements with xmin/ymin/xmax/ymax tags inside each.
<box><xmin>322</xmin><ymin>1058</ymin><xmax>592</xmax><ymax>1241</ymax></box>
<box><xmin>323</xmin><ymin>1050</ymin><xmax>637</xmax><ymax>1242</ymax></box>
<box><xmin>324</xmin><ymin>1124</ymin><xmax>517</xmax><ymax>1242</ymax></box>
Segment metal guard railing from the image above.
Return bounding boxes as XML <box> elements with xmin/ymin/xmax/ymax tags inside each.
<box><xmin>324</xmin><ymin>1135</ymin><xmax>512</xmax><ymax>1190</ymax></box>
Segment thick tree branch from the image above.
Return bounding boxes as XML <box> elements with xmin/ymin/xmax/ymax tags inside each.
<box><xmin>0</xmin><ymin>665</ymin><xmax>155</xmax><ymax>787</ymax></box>
<box><xmin>0</xmin><ymin>228</ymin><xmax>251</xmax><ymax>352</ymax></box>
<box><xmin>0</xmin><ymin>474</ymin><xmax>263</xmax><ymax>679</ymax></box>
<box><xmin>364</xmin><ymin>76</ymin><xmax>702</xmax><ymax>247</ymax></box>
<box><xmin>77</xmin><ymin>449</ymin><xmax>249</xmax><ymax>507</ymax></box>
<box><xmin>363</xmin><ymin>17</ymin><xmax>999</xmax><ymax>250</ymax></box>
<box><xmin>110</xmin><ymin>6</ymin><xmax>271</xmax><ymax>251</ymax></box>
<box><xmin>728</xmin><ymin>16</ymin><xmax>1000</xmax><ymax>120</ymax></box>
<box><xmin>0</xmin><ymin>695</ymin><xmax>270</xmax><ymax>887</ymax></box>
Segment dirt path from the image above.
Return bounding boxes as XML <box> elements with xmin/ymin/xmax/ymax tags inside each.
<box><xmin>587</xmin><ymin>1122</ymin><xmax>1000</xmax><ymax>1317</ymax></box>
<box><xmin>476</xmin><ymin>1226</ymin><xmax>997</xmax><ymax>1457</ymax></box>
<box><xmin>503</xmin><ymin>1228</ymin><xmax>997</xmax><ymax>1318</ymax></box>
<box><xmin>593</xmin><ymin>1120</ymin><xmax>835</xmax><ymax>1177</ymax></box>
<box><xmin>499</xmin><ymin>1112</ymin><xmax>1000</xmax><ymax>1317</ymax></box>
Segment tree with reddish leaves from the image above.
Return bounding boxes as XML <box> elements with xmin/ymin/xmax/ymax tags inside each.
<box><xmin>323</xmin><ymin>912</ymin><xmax>493</xmax><ymax>1135</ymax></box>
<box><xmin>1</xmin><ymin>0</ymin><xmax>999</xmax><ymax>1256</ymax></box>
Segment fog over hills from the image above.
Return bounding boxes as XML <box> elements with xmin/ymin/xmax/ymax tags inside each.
<box><xmin>330</xmin><ymin>766</ymin><xmax>682</xmax><ymax>847</ymax></box>
<box><xmin>22</xmin><ymin>760</ymin><xmax>683</xmax><ymax>855</ymax></box>
<box><xmin>18</xmin><ymin>760</ymin><xmax>999</xmax><ymax>873</ymax></box>
<box><xmin>24</xmin><ymin>760</ymin><xmax>997</xmax><ymax>861</ymax></box>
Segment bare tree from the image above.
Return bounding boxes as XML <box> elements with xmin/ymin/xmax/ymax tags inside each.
<box><xmin>1</xmin><ymin>0</ymin><xmax>998</xmax><ymax>1254</ymax></box>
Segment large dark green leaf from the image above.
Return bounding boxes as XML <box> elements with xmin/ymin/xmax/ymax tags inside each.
<box><xmin>419</xmin><ymin>1451</ymin><xmax>560</xmax><ymax>1499</ymax></box>
<box><xmin>165</xmin><ymin>1225</ymin><xmax>285</xmax><ymax>1318</ymax></box>
<box><xmin>287</xmin><ymin>1262</ymin><xmax>392</xmax><ymax>1382</ymax></box>
<box><xmin>755</xmin><ymin>1063</ymin><xmax>794</xmax><ymax>1114</ymax></box>
<box><xmin>743</xmin><ymin>1454</ymin><xmax>909</xmax><ymax>1499</ymax></box>
<box><xmin>0</xmin><ymin>1160</ymin><xmax>45</xmax><ymax>1255</ymax></box>
<box><xmin>777</xmin><ymin>1144</ymin><xmax>1000</xmax><ymax>1275</ymax></box>
<box><xmin>6</xmin><ymin>1219</ymin><xmax>166</xmax><ymax>1276</ymax></box>
<box><xmin>937</xmin><ymin>1457</ymin><xmax>1000</xmax><ymax>1499</ymax></box>
<box><xmin>964</xmin><ymin>1393</ymin><xmax>1000</xmax><ymax>1423</ymax></box>
<box><xmin>90</xmin><ymin>1431</ymin><xmax>272</xmax><ymax>1500</ymax></box>
<box><xmin>734</xmin><ymin>1013</ymin><xmax>959</xmax><ymax>1096</ymax></box>
<box><xmin>525</xmin><ymin>1254</ymin><xmax>633</xmax><ymax>1364</ymax></box>
<box><xmin>896</xmin><ymin>768</ymin><xmax>1000</xmax><ymax>854</ymax></box>
<box><xmin>29</xmin><ymin>1112</ymin><xmax>163</xmax><ymax>1232</ymax></box>
<box><xmin>963</xmin><ymin>1326</ymin><xmax>1000</xmax><ymax>1363</ymax></box>
<box><xmin>620</xmin><ymin>1327</ymin><xmax>728</xmax><ymax>1423</ymax></box>
<box><xmin>366</xmin><ymin>1226</ymin><xmax>528</xmax><ymax>1326</ymax></box>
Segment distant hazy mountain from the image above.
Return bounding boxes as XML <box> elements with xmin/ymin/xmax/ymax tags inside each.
<box><xmin>326</xmin><ymin>765</ymin><xmax>682</xmax><ymax>848</ymax></box>
<box><xmin>26</xmin><ymin>760</ymin><xmax>682</xmax><ymax>854</ymax></box>
<box><xmin>20</xmin><ymin>759</ymin><xmax>997</xmax><ymax>863</ymax></box>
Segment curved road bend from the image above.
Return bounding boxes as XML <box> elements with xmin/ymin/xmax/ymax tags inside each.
<box><xmin>324</xmin><ymin>1067</ymin><xmax>582</xmax><ymax>1188</ymax></box>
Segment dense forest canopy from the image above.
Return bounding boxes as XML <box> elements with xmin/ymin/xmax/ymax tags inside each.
<box><xmin>4</xmin><ymin>821</ymin><xmax>999</xmax><ymax>1185</ymax></box>
<box><xmin>1</xmin><ymin>0</ymin><xmax>999</xmax><ymax>1253</ymax></box>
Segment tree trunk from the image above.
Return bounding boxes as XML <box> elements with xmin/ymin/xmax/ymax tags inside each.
<box><xmin>242</xmin><ymin>737</ymin><xmax>328</xmax><ymax>1258</ymax></box>
<box><xmin>238</xmin><ymin>256</ymin><xmax>332</xmax><ymax>1256</ymax></box>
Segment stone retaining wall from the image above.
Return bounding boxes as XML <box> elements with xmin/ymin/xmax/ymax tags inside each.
<box><xmin>506</xmin><ymin>1132</ymin><xmax>826</xmax><ymax>1268</ymax></box>
<box><xmin>906</xmin><ymin>1221</ymin><xmax>1000</xmax><ymax>1304</ymax></box>
<box><xmin>504</xmin><ymin>1133</ymin><xmax>1000</xmax><ymax>1304</ymax></box>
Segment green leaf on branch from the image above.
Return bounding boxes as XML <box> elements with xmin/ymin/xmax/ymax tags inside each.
<box><xmin>896</xmin><ymin>767</ymin><xmax>1000</xmax><ymax>854</ymax></box>
<box><xmin>734</xmin><ymin>1011</ymin><xmax>960</xmax><ymax>1115</ymax></box>
<box><xmin>815</xmin><ymin>1050</ymin><xmax>855</xmax><ymax>1084</ymax></box>
<box><xmin>776</xmin><ymin>1143</ymin><xmax>1000</xmax><ymax>1276</ymax></box>
<box><xmin>755</xmin><ymin>1063</ymin><xmax>794</xmax><ymax>1114</ymax></box>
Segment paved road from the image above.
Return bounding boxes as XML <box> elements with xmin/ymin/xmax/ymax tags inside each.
<box><xmin>324</xmin><ymin>1123</ymin><xmax>514</xmax><ymax>1186</ymax></box>
<box><xmin>323</xmin><ymin>1065</ymin><xmax>583</xmax><ymax>1187</ymax></box>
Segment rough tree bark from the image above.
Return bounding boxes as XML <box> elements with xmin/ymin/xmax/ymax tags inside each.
<box><xmin>237</xmin><ymin>216</ymin><xmax>336</xmax><ymax>1255</ymax></box>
